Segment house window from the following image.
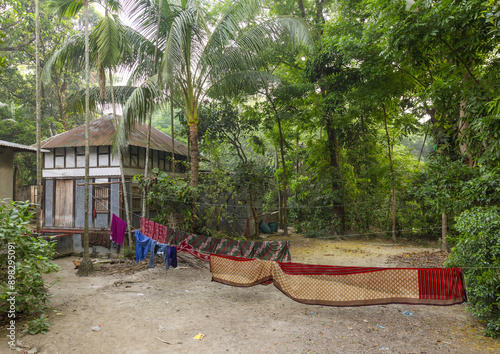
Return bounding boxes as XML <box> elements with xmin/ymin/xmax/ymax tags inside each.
<box><xmin>159</xmin><ymin>151</ymin><xmax>166</xmax><ymax>171</ymax></box>
<box><xmin>130</xmin><ymin>146</ymin><xmax>139</xmax><ymax>167</ymax></box>
<box><xmin>98</xmin><ymin>146</ymin><xmax>110</xmax><ymax>167</ymax></box>
<box><xmin>76</xmin><ymin>146</ymin><xmax>85</xmax><ymax>167</ymax></box>
<box><xmin>131</xmin><ymin>184</ymin><xmax>141</xmax><ymax>211</ymax></box>
<box><xmin>54</xmin><ymin>148</ymin><xmax>65</xmax><ymax>168</ymax></box>
<box><xmin>94</xmin><ymin>185</ymin><xmax>109</xmax><ymax>214</ymax></box>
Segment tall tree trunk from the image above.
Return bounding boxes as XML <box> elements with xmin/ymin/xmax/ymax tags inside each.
<box><xmin>275</xmin><ymin>150</ymin><xmax>283</xmax><ymax>229</ymax></box>
<box><xmin>119</xmin><ymin>154</ymin><xmax>133</xmax><ymax>246</ymax></box>
<box><xmin>78</xmin><ymin>0</ymin><xmax>94</xmax><ymax>276</ymax></box>
<box><xmin>35</xmin><ymin>0</ymin><xmax>42</xmax><ymax>235</ymax></box>
<box><xmin>142</xmin><ymin>0</ymin><xmax>163</xmax><ymax>218</ymax></box>
<box><xmin>276</xmin><ymin>114</ymin><xmax>288</xmax><ymax>236</ymax></box>
<box><xmin>142</xmin><ymin>119</ymin><xmax>152</xmax><ymax>217</ymax></box>
<box><xmin>458</xmin><ymin>101</ymin><xmax>473</xmax><ymax>167</ymax></box>
<box><xmin>109</xmin><ymin>68</ymin><xmax>133</xmax><ymax>247</ymax></box>
<box><xmin>383</xmin><ymin>104</ymin><xmax>396</xmax><ymax>242</ymax></box>
<box><xmin>170</xmin><ymin>96</ymin><xmax>176</xmax><ymax>172</ymax></box>
<box><xmin>54</xmin><ymin>79</ymin><xmax>68</xmax><ymax>130</ymax></box>
<box><xmin>442</xmin><ymin>212</ymin><xmax>448</xmax><ymax>253</ymax></box>
<box><xmin>295</xmin><ymin>118</ymin><xmax>300</xmax><ymax>207</ymax></box>
<box><xmin>325</xmin><ymin>117</ymin><xmax>345</xmax><ymax>234</ymax></box>
<box><xmin>189</xmin><ymin>123</ymin><xmax>199</xmax><ymax>187</ymax></box>
<box><xmin>298</xmin><ymin>0</ymin><xmax>306</xmax><ymax>18</ymax></box>
<box><xmin>250</xmin><ymin>193</ymin><xmax>259</xmax><ymax>237</ymax></box>
<box><xmin>418</xmin><ymin>122</ymin><xmax>429</xmax><ymax>163</ymax></box>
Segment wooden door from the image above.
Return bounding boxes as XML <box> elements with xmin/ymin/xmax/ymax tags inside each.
<box><xmin>54</xmin><ymin>180</ymin><xmax>74</xmax><ymax>227</ymax></box>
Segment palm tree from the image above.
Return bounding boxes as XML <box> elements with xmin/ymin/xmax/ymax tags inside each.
<box><xmin>35</xmin><ymin>0</ymin><xmax>42</xmax><ymax>236</ymax></box>
<box><xmin>45</xmin><ymin>0</ymin><xmax>143</xmax><ymax>249</ymax></box>
<box><xmin>48</xmin><ymin>0</ymin><xmax>95</xmax><ymax>275</ymax></box>
<box><xmin>92</xmin><ymin>0</ymin><xmax>135</xmax><ymax>246</ymax></box>
<box><xmin>0</xmin><ymin>101</ymin><xmax>21</xmax><ymax>123</ymax></box>
<box><xmin>125</xmin><ymin>0</ymin><xmax>312</xmax><ymax>187</ymax></box>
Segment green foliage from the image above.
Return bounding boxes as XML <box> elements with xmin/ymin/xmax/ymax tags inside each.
<box><xmin>23</xmin><ymin>313</ymin><xmax>50</xmax><ymax>335</ymax></box>
<box><xmin>198</xmin><ymin>167</ymin><xmax>236</xmax><ymax>238</ymax></box>
<box><xmin>445</xmin><ymin>207</ymin><xmax>500</xmax><ymax>337</ymax></box>
<box><xmin>144</xmin><ymin>170</ymin><xmax>199</xmax><ymax>233</ymax></box>
<box><xmin>123</xmin><ymin>245</ymin><xmax>135</xmax><ymax>260</ymax></box>
<box><xmin>408</xmin><ymin>158</ymin><xmax>500</xmax><ymax>239</ymax></box>
<box><xmin>0</xmin><ymin>201</ymin><xmax>60</xmax><ymax>330</ymax></box>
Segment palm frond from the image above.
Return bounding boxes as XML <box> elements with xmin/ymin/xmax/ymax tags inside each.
<box><xmin>207</xmin><ymin>70</ymin><xmax>280</xmax><ymax>99</ymax></box>
<box><xmin>199</xmin><ymin>0</ymin><xmax>261</xmax><ymax>74</ymax></box>
<box><xmin>41</xmin><ymin>34</ymin><xmax>86</xmax><ymax>85</ymax></box>
<box><xmin>197</xmin><ymin>15</ymin><xmax>311</xmax><ymax>99</ymax></box>
<box><xmin>114</xmin><ymin>75</ymin><xmax>166</xmax><ymax>151</ymax></box>
<box><xmin>124</xmin><ymin>0</ymin><xmax>181</xmax><ymax>45</ymax></box>
<box><xmin>159</xmin><ymin>4</ymin><xmax>205</xmax><ymax>88</ymax></box>
<box><xmin>121</xmin><ymin>26</ymin><xmax>162</xmax><ymax>83</ymax></box>
<box><xmin>66</xmin><ymin>85</ymin><xmax>138</xmax><ymax>115</ymax></box>
<box><xmin>47</xmin><ymin>0</ymin><xmax>84</xmax><ymax>17</ymax></box>
<box><xmin>235</xmin><ymin>16</ymin><xmax>312</xmax><ymax>56</ymax></box>
<box><xmin>92</xmin><ymin>15</ymin><xmax>132</xmax><ymax>69</ymax></box>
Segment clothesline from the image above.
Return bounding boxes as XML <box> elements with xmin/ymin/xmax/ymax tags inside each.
<box><xmin>92</xmin><ymin>195</ymin><xmax>500</xmax><ymax>270</ymax></box>
<box><xmin>90</xmin><ymin>194</ymin><xmax>449</xmax><ymax>239</ymax></box>
<box><xmin>123</xmin><ymin>191</ymin><xmax>426</xmax><ymax>210</ymax></box>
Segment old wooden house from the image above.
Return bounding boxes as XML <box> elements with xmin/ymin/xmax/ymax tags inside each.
<box><xmin>40</xmin><ymin>115</ymin><xmax>188</xmax><ymax>252</ymax></box>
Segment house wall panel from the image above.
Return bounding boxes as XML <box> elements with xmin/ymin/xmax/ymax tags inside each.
<box><xmin>44</xmin><ymin>179</ymin><xmax>54</xmax><ymax>227</ymax></box>
<box><xmin>90</xmin><ymin>146</ymin><xmax>98</xmax><ymax>167</ymax></box>
<box><xmin>54</xmin><ymin>180</ymin><xmax>74</xmax><ymax>227</ymax></box>
<box><xmin>44</xmin><ymin>151</ymin><xmax>54</xmax><ymax>169</ymax></box>
<box><xmin>75</xmin><ymin>179</ymin><xmax>85</xmax><ymax>228</ymax></box>
<box><xmin>110</xmin><ymin>153</ymin><xmax>119</xmax><ymax>166</ymax></box>
<box><xmin>110</xmin><ymin>178</ymin><xmax>120</xmax><ymax>217</ymax></box>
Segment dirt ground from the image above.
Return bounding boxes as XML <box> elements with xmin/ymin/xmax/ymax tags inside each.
<box><xmin>4</xmin><ymin>233</ymin><xmax>500</xmax><ymax>353</ymax></box>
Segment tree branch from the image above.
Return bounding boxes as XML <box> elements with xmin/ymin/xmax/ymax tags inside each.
<box><xmin>1</xmin><ymin>37</ymin><xmax>34</xmax><ymax>52</ymax></box>
<box><xmin>438</xmin><ymin>36</ymin><xmax>480</xmax><ymax>86</ymax></box>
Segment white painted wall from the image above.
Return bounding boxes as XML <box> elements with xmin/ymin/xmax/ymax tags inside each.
<box><xmin>45</xmin><ymin>150</ymin><xmax>54</xmax><ymax>168</ymax></box>
<box><xmin>66</xmin><ymin>148</ymin><xmax>75</xmax><ymax>168</ymax></box>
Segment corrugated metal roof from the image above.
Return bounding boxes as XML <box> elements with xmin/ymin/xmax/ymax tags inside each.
<box><xmin>40</xmin><ymin>115</ymin><xmax>189</xmax><ymax>156</ymax></box>
<box><xmin>0</xmin><ymin>139</ymin><xmax>48</xmax><ymax>153</ymax></box>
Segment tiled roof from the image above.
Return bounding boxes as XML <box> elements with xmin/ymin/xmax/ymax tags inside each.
<box><xmin>40</xmin><ymin>115</ymin><xmax>188</xmax><ymax>156</ymax></box>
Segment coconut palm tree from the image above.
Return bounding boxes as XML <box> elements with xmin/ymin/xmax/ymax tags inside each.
<box><xmin>45</xmin><ymin>0</ymin><xmax>152</xmax><ymax>249</ymax></box>
<box><xmin>35</xmin><ymin>0</ymin><xmax>42</xmax><ymax>236</ymax></box>
<box><xmin>92</xmin><ymin>1</ymin><xmax>135</xmax><ymax>246</ymax></box>
<box><xmin>120</xmin><ymin>0</ymin><xmax>312</xmax><ymax>187</ymax></box>
<box><xmin>156</xmin><ymin>0</ymin><xmax>312</xmax><ymax>187</ymax></box>
<box><xmin>48</xmin><ymin>0</ymin><xmax>95</xmax><ymax>275</ymax></box>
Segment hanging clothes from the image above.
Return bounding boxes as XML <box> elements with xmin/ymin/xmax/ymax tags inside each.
<box><xmin>139</xmin><ymin>217</ymin><xmax>291</xmax><ymax>262</ymax></box>
<box><xmin>135</xmin><ymin>230</ymin><xmax>152</xmax><ymax>262</ymax></box>
<box><xmin>210</xmin><ymin>254</ymin><xmax>468</xmax><ymax>307</ymax></box>
<box><xmin>149</xmin><ymin>240</ymin><xmax>177</xmax><ymax>270</ymax></box>
<box><xmin>149</xmin><ymin>240</ymin><xmax>158</xmax><ymax>268</ymax></box>
<box><xmin>110</xmin><ymin>213</ymin><xmax>127</xmax><ymax>246</ymax></box>
<box><xmin>168</xmin><ymin>246</ymin><xmax>177</xmax><ymax>268</ymax></box>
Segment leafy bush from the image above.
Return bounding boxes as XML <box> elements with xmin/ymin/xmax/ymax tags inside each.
<box><xmin>23</xmin><ymin>313</ymin><xmax>50</xmax><ymax>335</ymax></box>
<box><xmin>145</xmin><ymin>170</ymin><xmax>200</xmax><ymax>233</ymax></box>
<box><xmin>445</xmin><ymin>207</ymin><xmax>500</xmax><ymax>337</ymax></box>
<box><xmin>0</xmin><ymin>201</ymin><xmax>60</xmax><ymax>333</ymax></box>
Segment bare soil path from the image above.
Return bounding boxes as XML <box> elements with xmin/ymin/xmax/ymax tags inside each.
<box><xmin>3</xmin><ymin>234</ymin><xmax>500</xmax><ymax>353</ymax></box>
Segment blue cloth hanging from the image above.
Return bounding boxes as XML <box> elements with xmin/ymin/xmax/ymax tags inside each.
<box><xmin>135</xmin><ymin>230</ymin><xmax>152</xmax><ymax>262</ymax></box>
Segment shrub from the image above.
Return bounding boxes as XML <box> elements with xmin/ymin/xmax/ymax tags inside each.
<box><xmin>445</xmin><ymin>207</ymin><xmax>500</xmax><ymax>337</ymax></box>
<box><xmin>0</xmin><ymin>201</ymin><xmax>60</xmax><ymax>333</ymax></box>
